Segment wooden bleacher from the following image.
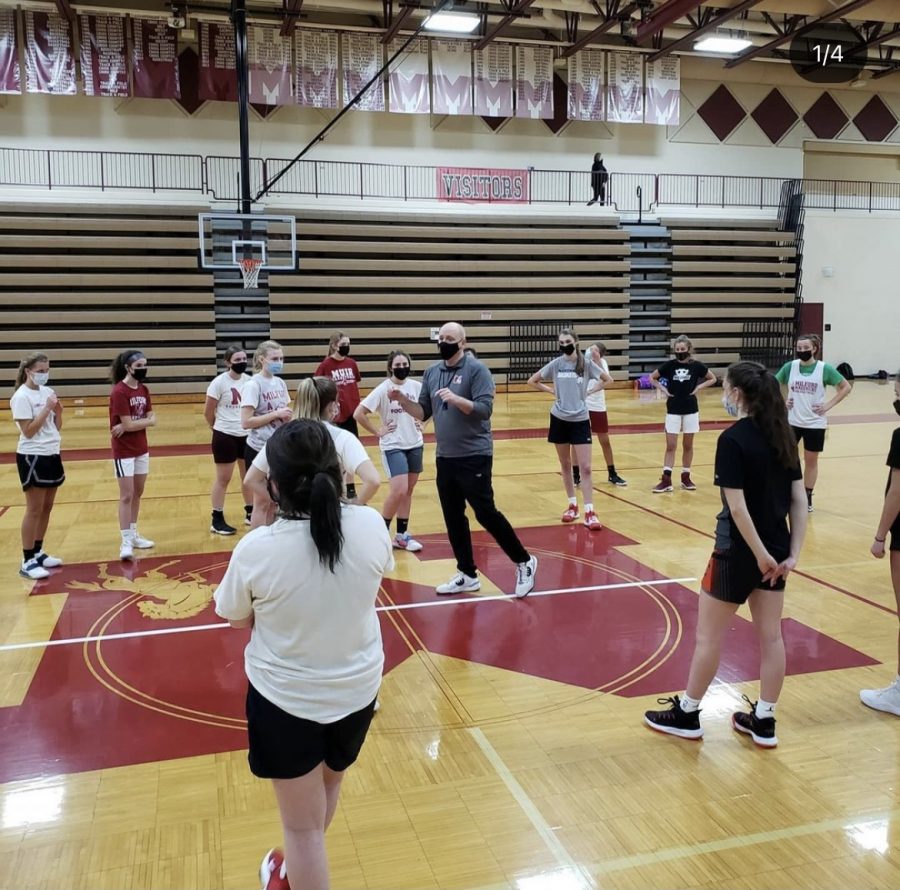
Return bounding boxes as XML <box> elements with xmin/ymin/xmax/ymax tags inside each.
<box><xmin>269</xmin><ymin>210</ymin><xmax>632</xmax><ymax>386</ymax></box>
<box><xmin>660</xmin><ymin>218</ymin><xmax>797</xmax><ymax>372</ymax></box>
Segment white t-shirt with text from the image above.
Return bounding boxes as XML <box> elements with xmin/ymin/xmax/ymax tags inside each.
<box><xmin>206</xmin><ymin>371</ymin><xmax>251</xmax><ymax>437</ymax></box>
<box><xmin>241</xmin><ymin>374</ymin><xmax>290</xmax><ymax>451</ymax></box>
<box><xmin>585</xmin><ymin>356</ymin><xmax>610</xmax><ymax>413</ymax></box>
<box><xmin>360</xmin><ymin>378</ymin><xmax>424</xmax><ymax>451</ymax></box>
<box><xmin>11</xmin><ymin>384</ymin><xmax>61</xmax><ymax>455</ymax></box>
<box><xmin>214</xmin><ymin>506</ymin><xmax>394</xmax><ymax>722</ymax></box>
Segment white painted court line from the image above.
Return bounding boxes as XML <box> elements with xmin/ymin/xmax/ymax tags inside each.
<box><xmin>470</xmin><ymin>727</ymin><xmax>594</xmax><ymax>890</ymax></box>
<box><xmin>0</xmin><ymin>577</ymin><xmax>696</xmax><ymax>653</ymax></box>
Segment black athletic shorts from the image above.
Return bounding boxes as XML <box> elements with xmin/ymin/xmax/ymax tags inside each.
<box><xmin>702</xmin><ymin>546</ymin><xmax>787</xmax><ymax>605</ymax></box>
<box><xmin>211</xmin><ymin>430</ymin><xmax>248</xmax><ymax>465</ymax></box>
<box><xmin>335</xmin><ymin>415</ymin><xmax>359</xmax><ymax>437</ymax></box>
<box><xmin>891</xmin><ymin>522</ymin><xmax>900</xmax><ymax>552</ymax></box>
<box><xmin>244</xmin><ymin>443</ymin><xmax>260</xmax><ymax>470</ymax></box>
<box><xmin>17</xmin><ymin>453</ymin><xmax>65</xmax><ymax>491</ymax></box>
<box><xmin>246</xmin><ymin>682</ymin><xmax>377</xmax><ymax>780</ymax></box>
<box><xmin>791</xmin><ymin>426</ymin><xmax>826</xmax><ymax>453</ymax></box>
<box><xmin>547</xmin><ymin>414</ymin><xmax>592</xmax><ymax>446</ymax></box>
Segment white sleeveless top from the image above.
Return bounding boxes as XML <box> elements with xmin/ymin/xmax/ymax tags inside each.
<box><xmin>787</xmin><ymin>360</ymin><xmax>826</xmax><ymax>429</ymax></box>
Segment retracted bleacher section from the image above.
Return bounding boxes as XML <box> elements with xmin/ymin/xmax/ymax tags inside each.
<box><xmin>0</xmin><ymin>205</ymin><xmax>215</xmax><ymax>397</ymax></box>
<box><xmin>664</xmin><ymin>217</ymin><xmax>797</xmax><ymax>373</ymax></box>
<box><xmin>268</xmin><ymin>210</ymin><xmax>632</xmax><ymax>387</ymax></box>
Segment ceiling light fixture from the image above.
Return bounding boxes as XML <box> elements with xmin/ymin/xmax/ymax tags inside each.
<box><xmin>694</xmin><ymin>35</ymin><xmax>753</xmax><ymax>54</ymax></box>
<box><xmin>423</xmin><ymin>11</ymin><xmax>480</xmax><ymax>33</ymax></box>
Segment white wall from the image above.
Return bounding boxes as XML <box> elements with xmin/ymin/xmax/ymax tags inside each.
<box><xmin>801</xmin><ymin>211</ymin><xmax>900</xmax><ymax>375</ymax></box>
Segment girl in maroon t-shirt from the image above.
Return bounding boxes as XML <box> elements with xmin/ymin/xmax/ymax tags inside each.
<box><xmin>109</xmin><ymin>349</ymin><xmax>157</xmax><ymax>561</ymax></box>
<box><xmin>316</xmin><ymin>331</ymin><xmax>362</xmax><ymax>499</ymax></box>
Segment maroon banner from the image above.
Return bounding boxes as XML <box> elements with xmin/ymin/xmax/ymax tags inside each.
<box><xmin>437</xmin><ymin>167</ymin><xmax>529</xmax><ymax>204</ymax></box>
<box><xmin>248</xmin><ymin>24</ymin><xmax>291</xmax><ymax>105</ymax></box>
<box><xmin>0</xmin><ymin>8</ymin><xmax>20</xmax><ymax>94</ymax></box>
<box><xmin>132</xmin><ymin>17</ymin><xmax>179</xmax><ymax>99</ymax></box>
<box><xmin>199</xmin><ymin>20</ymin><xmax>237</xmax><ymax>102</ymax></box>
<box><xmin>24</xmin><ymin>10</ymin><xmax>76</xmax><ymax>95</ymax></box>
<box><xmin>79</xmin><ymin>14</ymin><xmax>128</xmax><ymax>97</ymax></box>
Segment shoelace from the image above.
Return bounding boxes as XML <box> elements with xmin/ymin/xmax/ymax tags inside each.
<box><xmin>655</xmin><ymin>696</ymin><xmax>679</xmax><ymax>707</ymax></box>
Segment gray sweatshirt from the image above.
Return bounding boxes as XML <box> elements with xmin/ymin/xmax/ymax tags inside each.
<box><xmin>418</xmin><ymin>354</ymin><xmax>494</xmax><ymax>458</ymax></box>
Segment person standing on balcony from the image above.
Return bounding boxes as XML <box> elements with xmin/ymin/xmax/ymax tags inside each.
<box><xmin>587</xmin><ymin>153</ymin><xmax>608</xmax><ymax>206</ymax></box>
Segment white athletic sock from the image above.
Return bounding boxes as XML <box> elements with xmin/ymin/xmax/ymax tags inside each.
<box><xmin>129</xmin><ymin>522</ymin><xmax>138</xmax><ymax>534</ymax></box>
<box><xmin>568</xmin><ymin>497</ymin><xmax>577</xmax><ymax>507</ymax></box>
<box><xmin>120</xmin><ymin>529</ymin><xmax>132</xmax><ymax>543</ymax></box>
<box><xmin>682</xmin><ymin>467</ymin><xmax>691</xmax><ymax>474</ymax></box>
<box><xmin>756</xmin><ymin>698</ymin><xmax>777</xmax><ymax>719</ymax></box>
<box><xmin>663</xmin><ymin>466</ymin><xmax>673</xmax><ymax>474</ymax></box>
<box><xmin>585</xmin><ymin>503</ymin><xmax>593</xmax><ymax>513</ymax></box>
<box><xmin>680</xmin><ymin>694</ymin><xmax>701</xmax><ymax>713</ymax></box>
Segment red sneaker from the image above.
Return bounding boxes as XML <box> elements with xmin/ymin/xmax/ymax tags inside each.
<box><xmin>583</xmin><ymin>511</ymin><xmax>602</xmax><ymax>531</ymax></box>
<box><xmin>561</xmin><ymin>505</ymin><xmax>579</xmax><ymax>523</ymax></box>
<box><xmin>652</xmin><ymin>474</ymin><xmax>673</xmax><ymax>494</ymax></box>
<box><xmin>681</xmin><ymin>472</ymin><xmax>696</xmax><ymax>491</ymax></box>
<box><xmin>260</xmin><ymin>849</ymin><xmax>290</xmax><ymax>890</ymax></box>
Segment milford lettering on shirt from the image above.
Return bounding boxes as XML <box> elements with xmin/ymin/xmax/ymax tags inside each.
<box><xmin>790</xmin><ymin>380</ymin><xmax>820</xmax><ymax>395</ymax></box>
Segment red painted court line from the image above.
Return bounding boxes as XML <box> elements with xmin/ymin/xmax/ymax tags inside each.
<box><xmin>596</xmin><ymin>488</ymin><xmax>897</xmax><ymax>616</ymax></box>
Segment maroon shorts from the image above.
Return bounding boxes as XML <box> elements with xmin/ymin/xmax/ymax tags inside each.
<box><xmin>589</xmin><ymin>411</ymin><xmax>609</xmax><ymax>435</ymax></box>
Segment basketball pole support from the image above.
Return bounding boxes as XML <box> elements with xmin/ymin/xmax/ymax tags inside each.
<box><xmin>231</xmin><ymin>0</ymin><xmax>252</xmax><ymax>217</ymax></box>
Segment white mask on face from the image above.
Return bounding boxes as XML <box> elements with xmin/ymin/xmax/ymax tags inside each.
<box><xmin>722</xmin><ymin>392</ymin><xmax>739</xmax><ymax>418</ymax></box>
<box><xmin>31</xmin><ymin>371</ymin><xmax>50</xmax><ymax>386</ymax></box>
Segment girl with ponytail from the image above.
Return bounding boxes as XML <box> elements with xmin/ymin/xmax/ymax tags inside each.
<box><xmin>214</xmin><ymin>419</ymin><xmax>394</xmax><ymax>890</ymax></box>
<box><xmin>645</xmin><ymin>361</ymin><xmax>808</xmax><ymax>749</ymax></box>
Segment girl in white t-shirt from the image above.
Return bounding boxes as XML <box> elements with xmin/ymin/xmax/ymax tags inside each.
<box><xmin>204</xmin><ymin>345</ymin><xmax>252</xmax><ymax>535</ymax></box>
<box><xmin>584</xmin><ymin>342</ymin><xmax>627</xmax><ymax>487</ymax></box>
<box><xmin>354</xmin><ymin>350</ymin><xmax>426</xmax><ymax>552</ymax></box>
<box><xmin>244</xmin><ymin>377</ymin><xmax>381</xmax><ymax>529</ymax></box>
<box><xmin>214</xmin><ymin>419</ymin><xmax>394</xmax><ymax>890</ymax></box>
<box><xmin>10</xmin><ymin>352</ymin><xmax>65</xmax><ymax>580</ymax></box>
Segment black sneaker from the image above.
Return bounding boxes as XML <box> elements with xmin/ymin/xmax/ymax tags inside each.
<box><xmin>732</xmin><ymin>696</ymin><xmax>778</xmax><ymax>748</ymax></box>
<box><xmin>608</xmin><ymin>473</ymin><xmax>628</xmax><ymax>487</ymax></box>
<box><xmin>644</xmin><ymin>695</ymin><xmax>703</xmax><ymax>740</ymax></box>
<box><xmin>210</xmin><ymin>514</ymin><xmax>237</xmax><ymax>536</ymax></box>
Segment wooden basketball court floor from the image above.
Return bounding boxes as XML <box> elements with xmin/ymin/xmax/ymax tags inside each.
<box><xmin>0</xmin><ymin>382</ymin><xmax>898</xmax><ymax>890</ymax></box>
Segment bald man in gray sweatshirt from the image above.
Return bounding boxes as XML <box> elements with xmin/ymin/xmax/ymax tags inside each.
<box><xmin>391</xmin><ymin>322</ymin><xmax>538</xmax><ymax>598</ymax></box>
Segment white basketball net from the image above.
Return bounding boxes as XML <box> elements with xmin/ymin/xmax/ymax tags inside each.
<box><xmin>238</xmin><ymin>258</ymin><xmax>263</xmax><ymax>290</ymax></box>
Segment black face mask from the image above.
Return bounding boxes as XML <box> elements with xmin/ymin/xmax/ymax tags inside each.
<box><xmin>438</xmin><ymin>341</ymin><xmax>460</xmax><ymax>361</ymax></box>
<box><xmin>338</xmin><ymin>345</ymin><xmax>350</xmax><ymax>357</ymax></box>
<box><xmin>796</xmin><ymin>350</ymin><xmax>813</xmax><ymax>362</ymax></box>
<box><xmin>393</xmin><ymin>367</ymin><xmax>411</xmax><ymax>380</ymax></box>
<box><xmin>230</xmin><ymin>361</ymin><xmax>248</xmax><ymax>375</ymax></box>
<box><xmin>894</xmin><ymin>399</ymin><xmax>900</xmax><ymax>417</ymax></box>
<box><xmin>131</xmin><ymin>367</ymin><xmax>148</xmax><ymax>382</ymax></box>
<box><xmin>675</xmin><ymin>352</ymin><xmax>690</xmax><ymax>362</ymax></box>
<box><xmin>559</xmin><ymin>344</ymin><xmax>576</xmax><ymax>356</ymax></box>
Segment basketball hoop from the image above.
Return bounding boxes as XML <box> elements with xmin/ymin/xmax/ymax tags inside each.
<box><xmin>238</xmin><ymin>258</ymin><xmax>263</xmax><ymax>290</ymax></box>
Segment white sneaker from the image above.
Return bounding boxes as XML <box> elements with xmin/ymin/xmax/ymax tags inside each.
<box><xmin>436</xmin><ymin>572</ymin><xmax>480</xmax><ymax>595</ymax></box>
<box><xmin>514</xmin><ymin>555</ymin><xmax>538</xmax><ymax>598</ymax></box>
<box><xmin>393</xmin><ymin>533</ymin><xmax>423</xmax><ymax>552</ymax></box>
<box><xmin>119</xmin><ymin>541</ymin><xmax>134</xmax><ymax>561</ymax></box>
<box><xmin>131</xmin><ymin>532</ymin><xmax>155</xmax><ymax>549</ymax></box>
<box><xmin>20</xmin><ymin>559</ymin><xmax>50</xmax><ymax>580</ymax></box>
<box><xmin>35</xmin><ymin>551</ymin><xmax>63</xmax><ymax>568</ymax></box>
<box><xmin>860</xmin><ymin>683</ymin><xmax>900</xmax><ymax>716</ymax></box>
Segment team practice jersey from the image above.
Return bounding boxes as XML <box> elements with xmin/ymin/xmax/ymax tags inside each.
<box><xmin>109</xmin><ymin>381</ymin><xmax>152</xmax><ymax>458</ymax></box>
<box><xmin>585</xmin><ymin>356</ymin><xmax>610</xmax><ymax>413</ymax></box>
<box><xmin>656</xmin><ymin>359</ymin><xmax>709</xmax><ymax>416</ymax></box>
<box><xmin>206</xmin><ymin>372</ymin><xmax>251</xmax><ymax>437</ymax></box>
<box><xmin>10</xmin><ymin>384</ymin><xmax>61</xmax><ymax>455</ymax></box>
<box><xmin>214</xmin><ymin>505</ymin><xmax>394</xmax><ymax>722</ymax></box>
<box><xmin>316</xmin><ymin>356</ymin><xmax>361</xmax><ymax>423</ymax></box>
<box><xmin>241</xmin><ymin>374</ymin><xmax>290</xmax><ymax>451</ymax></box>
<box><xmin>359</xmin><ymin>378</ymin><xmax>424</xmax><ymax>451</ymax></box>
<box><xmin>775</xmin><ymin>360</ymin><xmax>845</xmax><ymax>429</ymax></box>
<box><xmin>538</xmin><ymin>356</ymin><xmax>602</xmax><ymax>422</ymax></box>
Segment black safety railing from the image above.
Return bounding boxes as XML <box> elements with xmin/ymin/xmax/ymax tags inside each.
<box><xmin>4</xmin><ymin>146</ymin><xmax>900</xmax><ymax>214</ymax></box>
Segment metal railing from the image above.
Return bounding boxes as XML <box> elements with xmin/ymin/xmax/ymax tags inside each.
<box><xmin>4</xmin><ymin>145</ymin><xmax>900</xmax><ymax>213</ymax></box>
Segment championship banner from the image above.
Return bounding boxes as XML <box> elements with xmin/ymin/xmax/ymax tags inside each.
<box><xmin>79</xmin><ymin>14</ymin><xmax>128</xmax><ymax>97</ymax></box>
<box><xmin>199</xmin><ymin>20</ymin><xmax>237</xmax><ymax>102</ymax></box>
<box><xmin>23</xmin><ymin>10</ymin><xmax>76</xmax><ymax>95</ymax></box>
<box><xmin>0</xmin><ymin>8</ymin><xmax>20</xmax><ymax>94</ymax></box>
<box><xmin>606</xmin><ymin>51</ymin><xmax>643</xmax><ymax>123</ymax></box>
<box><xmin>248</xmin><ymin>24</ymin><xmax>291</xmax><ymax>105</ymax></box>
<box><xmin>295</xmin><ymin>29</ymin><xmax>337</xmax><ymax>108</ymax></box>
<box><xmin>132</xmin><ymin>17</ymin><xmax>179</xmax><ymax>99</ymax></box>
<box><xmin>566</xmin><ymin>49</ymin><xmax>603</xmax><ymax>121</ymax></box>
<box><xmin>438</xmin><ymin>166</ymin><xmax>529</xmax><ymax>203</ymax></box>
<box><xmin>388</xmin><ymin>37</ymin><xmax>429</xmax><ymax>114</ymax></box>
<box><xmin>645</xmin><ymin>56</ymin><xmax>680</xmax><ymax>126</ymax></box>
<box><xmin>431</xmin><ymin>39</ymin><xmax>472</xmax><ymax>116</ymax></box>
<box><xmin>514</xmin><ymin>44</ymin><xmax>552</xmax><ymax>119</ymax></box>
<box><xmin>473</xmin><ymin>43</ymin><xmax>512</xmax><ymax>117</ymax></box>
<box><xmin>341</xmin><ymin>31</ymin><xmax>384</xmax><ymax>112</ymax></box>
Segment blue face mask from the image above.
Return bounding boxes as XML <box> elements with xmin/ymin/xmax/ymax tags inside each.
<box><xmin>267</xmin><ymin>361</ymin><xmax>284</xmax><ymax>375</ymax></box>
<box><xmin>722</xmin><ymin>392</ymin><xmax>739</xmax><ymax>418</ymax></box>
